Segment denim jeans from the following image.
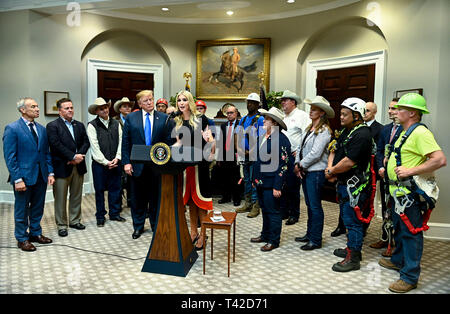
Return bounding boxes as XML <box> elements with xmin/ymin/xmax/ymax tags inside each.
<box><xmin>257</xmin><ymin>187</ymin><xmax>282</xmax><ymax>246</ymax></box>
<box><xmin>302</xmin><ymin>171</ymin><xmax>325</xmax><ymax>246</ymax></box>
<box><xmin>243</xmin><ymin>162</ymin><xmax>258</xmax><ymax>203</ymax></box>
<box><xmin>337</xmin><ymin>184</ymin><xmax>364</xmax><ymax>251</ymax></box>
<box><xmin>390</xmin><ymin>195</ymin><xmax>424</xmax><ymax>285</ymax></box>
<box><xmin>280</xmin><ymin>169</ymin><xmax>301</xmax><ymax>220</ymax></box>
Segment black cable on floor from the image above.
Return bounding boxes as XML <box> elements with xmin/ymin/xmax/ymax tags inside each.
<box><xmin>0</xmin><ymin>244</ymin><xmax>146</xmax><ymax>261</ymax></box>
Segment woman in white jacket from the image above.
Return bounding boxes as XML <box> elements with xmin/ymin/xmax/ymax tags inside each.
<box><xmin>294</xmin><ymin>96</ymin><xmax>334</xmax><ymax>250</ymax></box>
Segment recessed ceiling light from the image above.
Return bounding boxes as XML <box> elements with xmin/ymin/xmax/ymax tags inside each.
<box><xmin>161</xmin><ymin>7</ymin><xmax>169</xmax><ymax>11</ymax></box>
<box><xmin>226</xmin><ymin>10</ymin><xmax>234</xmax><ymax>16</ymax></box>
<box><xmin>287</xmin><ymin>0</ymin><xmax>296</xmax><ymax>3</ymax></box>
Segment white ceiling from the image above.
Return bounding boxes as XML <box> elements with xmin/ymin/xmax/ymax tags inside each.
<box><xmin>0</xmin><ymin>0</ymin><xmax>361</xmax><ymax>24</ymax></box>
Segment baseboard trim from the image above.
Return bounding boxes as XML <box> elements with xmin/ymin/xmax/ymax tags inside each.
<box><xmin>0</xmin><ymin>182</ymin><xmax>93</xmax><ymax>204</ymax></box>
<box><xmin>423</xmin><ymin>223</ymin><xmax>450</xmax><ymax>241</ymax></box>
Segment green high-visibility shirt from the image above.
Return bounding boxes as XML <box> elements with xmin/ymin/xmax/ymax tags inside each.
<box><xmin>387</xmin><ymin>125</ymin><xmax>441</xmax><ymax>196</ymax></box>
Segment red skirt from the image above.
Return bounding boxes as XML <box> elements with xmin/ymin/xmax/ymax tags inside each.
<box><xmin>183</xmin><ymin>166</ymin><xmax>213</xmax><ymax>211</ymax></box>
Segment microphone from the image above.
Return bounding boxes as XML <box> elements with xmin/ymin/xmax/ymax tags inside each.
<box><xmin>168</xmin><ymin>110</ymin><xmax>182</xmax><ymax>119</ymax></box>
<box><xmin>164</xmin><ymin>110</ymin><xmax>182</xmax><ymax>128</ymax></box>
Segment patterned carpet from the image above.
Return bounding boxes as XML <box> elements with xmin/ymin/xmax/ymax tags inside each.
<box><xmin>0</xmin><ymin>193</ymin><xmax>449</xmax><ymax>294</ymax></box>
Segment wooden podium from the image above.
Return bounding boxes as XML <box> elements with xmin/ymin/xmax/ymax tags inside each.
<box><xmin>131</xmin><ymin>144</ymin><xmax>199</xmax><ymax>277</ymax></box>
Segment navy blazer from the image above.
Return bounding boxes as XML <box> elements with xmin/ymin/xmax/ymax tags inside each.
<box><xmin>253</xmin><ymin>131</ymin><xmax>293</xmax><ymax>191</ymax></box>
<box><xmin>375</xmin><ymin>122</ymin><xmax>402</xmax><ymax>171</ymax></box>
<box><xmin>3</xmin><ymin>118</ymin><xmax>53</xmax><ymax>185</ymax></box>
<box><xmin>46</xmin><ymin>117</ymin><xmax>90</xmax><ymax>178</ymax></box>
<box><xmin>121</xmin><ymin>109</ymin><xmax>173</xmax><ymax>177</ymax></box>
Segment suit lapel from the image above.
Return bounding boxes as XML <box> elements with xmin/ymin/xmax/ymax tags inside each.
<box><xmin>136</xmin><ymin>110</ymin><xmax>145</xmax><ymax>143</ymax></box>
<box><xmin>58</xmin><ymin>117</ymin><xmax>76</xmax><ymax>144</ymax></box>
<box><xmin>152</xmin><ymin>111</ymin><xmax>162</xmax><ymax>143</ymax></box>
<box><xmin>19</xmin><ymin>118</ymin><xmax>37</xmax><ymax>146</ymax></box>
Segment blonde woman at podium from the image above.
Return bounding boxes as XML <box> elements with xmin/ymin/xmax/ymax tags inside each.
<box><xmin>173</xmin><ymin>90</ymin><xmax>216</xmax><ymax>251</ymax></box>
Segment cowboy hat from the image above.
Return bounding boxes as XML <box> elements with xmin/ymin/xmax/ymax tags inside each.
<box><xmin>89</xmin><ymin>97</ymin><xmax>111</xmax><ymax>115</ymax></box>
<box><xmin>113</xmin><ymin>97</ymin><xmax>134</xmax><ymax>113</ymax></box>
<box><xmin>258</xmin><ymin>107</ymin><xmax>287</xmax><ymax>131</ymax></box>
<box><xmin>278</xmin><ymin>90</ymin><xmax>302</xmax><ymax>104</ymax></box>
<box><xmin>303</xmin><ymin>96</ymin><xmax>335</xmax><ymax>118</ymax></box>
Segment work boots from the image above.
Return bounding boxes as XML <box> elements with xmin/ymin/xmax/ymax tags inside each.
<box><xmin>236</xmin><ymin>194</ymin><xmax>252</xmax><ymax>213</ymax></box>
<box><xmin>332</xmin><ymin>247</ymin><xmax>361</xmax><ymax>272</ymax></box>
<box><xmin>247</xmin><ymin>201</ymin><xmax>260</xmax><ymax>218</ymax></box>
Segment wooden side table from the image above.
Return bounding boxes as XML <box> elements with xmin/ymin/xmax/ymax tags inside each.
<box><xmin>201</xmin><ymin>211</ymin><xmax>237</xmax><ymax>277</ymax></box>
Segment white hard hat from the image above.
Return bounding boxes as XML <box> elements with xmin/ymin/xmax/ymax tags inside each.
<box><xmin>341</xmin><ymin>97</ymin><xmax>366</xmax><ymax>118</ymax></box>
<box><xmin>246</xmin><ymin>92</ymin><xmax>260</xmax><ymax>103</ymax></box>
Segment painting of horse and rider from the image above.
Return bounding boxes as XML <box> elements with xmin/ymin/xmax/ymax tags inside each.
<box><xmin>196</xmin><ymin>38</ymin><xmax>270</xmax><ymax>99</ymax></box>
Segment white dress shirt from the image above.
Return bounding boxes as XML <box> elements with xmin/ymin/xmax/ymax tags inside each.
<box><xmin>282</xmin><ymin>107</ymin><xmax>311</xmax><ymax>152</ymax></box>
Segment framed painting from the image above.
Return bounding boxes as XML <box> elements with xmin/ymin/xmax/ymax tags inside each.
<box><xmin>395</xmin><ymin>88</ymin><xmax>423</xmax><ymax>99</ymax></box>
<box><xmin>44</xmin><ymin>91</ymin><xmax>69</xmax><ymax>116</ymax></box>
<box><xmin>196</xmin><ymin>38</ymin><xmax>270</xmax><ymax>99</ymax></box>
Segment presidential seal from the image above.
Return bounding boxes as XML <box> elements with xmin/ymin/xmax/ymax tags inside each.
<box><xmin>150</xmin><ymin>142</ymin><xmax>171</xmax><ymax>165</ymax></box>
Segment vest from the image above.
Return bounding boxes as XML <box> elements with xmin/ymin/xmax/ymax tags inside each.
<box><xmin>89</xmin><ymin>117</ymin><xmax>120</xmax><ymax>161</ymax></box>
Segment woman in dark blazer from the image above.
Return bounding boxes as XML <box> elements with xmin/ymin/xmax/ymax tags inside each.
<box><xmin>250</xmin><ymin>107</ymin><xmax>293</xmax><ymax>252</ymax></box>
<box><xmin>173</xmin><ymin>90</ymin><xmax>215</xmax><ymax>250</ymax></box>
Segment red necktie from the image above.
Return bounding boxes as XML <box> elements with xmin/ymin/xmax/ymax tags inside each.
<box><xmin>225</xmin><ymin>121</ymin><xmax>233</xmax><ymax>151</ymax></box>
<box><xmin>389</xmin><ymin>124</ymin><xmax>397</xmax><ymax>144</ymax></box>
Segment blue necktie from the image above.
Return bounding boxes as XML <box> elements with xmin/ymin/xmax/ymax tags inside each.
<box><xmin>145</xmin><ymin>112</ymin><xmax>152</xmax><ymax>146</ymax></box>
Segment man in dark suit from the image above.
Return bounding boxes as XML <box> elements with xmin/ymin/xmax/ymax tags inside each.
<box><xmin>364</xmin><ymin>102</ymin><xmax>383</xmax><ymax>145</ymax></box>
<box><xmin>369</xmin><ymin>98</ymin><xmax>402</xmax><ymax>256</ymax></box>
<box><xmin>46</xmin><ymin>98</ymin><xmax>90</xmax><ymax>237</ymax></box>
<box><xmin>361</xmin><ymin>101</ymin><xmax>384</xmax><ymax>235</ymax></box>
<box><xmin>122</xmin><ymin>90</ymin><xmax>173</xmax><ymax>239</ymax></box>
<box><xmin>3</xmin><ymin>97</ymin><xmax>54</xmax><ymax>251</ymax></box>
<box><xmin>216</xmin><ymin>104</ymin><xmax>241</xmax><ymax>206</ymax></box>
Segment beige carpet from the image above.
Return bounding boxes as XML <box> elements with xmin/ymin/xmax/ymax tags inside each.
<box><xmin>1</xmin><ymin>194</ymin><xmax>449</xmax><ymax>294</ymax></box>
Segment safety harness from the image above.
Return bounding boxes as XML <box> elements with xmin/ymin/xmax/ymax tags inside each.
<box><xmin>388</xmin><ymin>123</ymin><xmax>436</xmax><ymax>234</ymax></box>
<box><xmin>339</xmin><ymin>124</ymin><xmax>377</xmax><ymax>223</ymax></box>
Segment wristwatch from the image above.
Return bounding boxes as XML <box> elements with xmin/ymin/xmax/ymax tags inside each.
<box><xmin>327</xmin><ymin>168</ymin><xmax>332</xmax><ymax>175</ymax></box>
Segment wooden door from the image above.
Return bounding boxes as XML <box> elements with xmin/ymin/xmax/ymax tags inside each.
<box><xmin>316</xmin><ymin>64</ymin><xmax>375</xmax><ymax>203</ymax></box>
<box><xmin>97</xmin><ymin>70</ymin><xmax>154</xmax><ymax>116</ymax></box>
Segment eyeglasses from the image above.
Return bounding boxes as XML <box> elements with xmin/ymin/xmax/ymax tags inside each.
<box><xmin>226</xmin><ymin>111</ymin><xmax>235</xmax><ymax>115</ymax></box>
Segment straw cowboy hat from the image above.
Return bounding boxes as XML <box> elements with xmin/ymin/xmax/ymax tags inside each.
<box><xmin>89</xmin><ymin>97</ymin><xmax>111</xmax><ymax>115</ymax></box>
<box><xmin>303</xmin><ymin>96</ymin><xmax>335</xmax><ymax>118</ymax></box>
<box><xmin>278</xmin><ymin>90</ymin><xmax>302</xmax><ymax>104</ymax></box>
<box><xmin>113</xmin><ymin>97</ymin><xmax>134</xmax><ymax>113</ymax></box>
<box><xmin>258</xmin><ymin>107</ymin><xmax>287</xmax><ymax>131</ymax></box>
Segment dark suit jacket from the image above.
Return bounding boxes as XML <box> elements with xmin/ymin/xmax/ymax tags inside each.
<box><xmin>375</xmin><ymin>122</ymin><xmax>402</xmax><ymax>172</ymax></box>
<box><xmin>121</xmin><ymin>109</ymin><xmax>172</xmax><ymax>177</ymax></box>
<box><xmin>46</xmin><ymin>117</ymin><xmax>90</xmax><ymax>178</ymax></box>
<box><xmin>218</xmin><ymin>119</ymin><xmax>239</xmax><ymax>162</ymax></box>
<box><xmin>253</xmin><ymin>131</ymin><xmax>293</xmax><ymax>191</ymax></box>
<box><xmin>3</xmin><ymin>118</ymin><xmax>53</xmax><ymax>185</ymax></box>
<box><xmin>368</xmin><ymin>120</ymin><xmax>383</xmax><ymax>145</ymax></box>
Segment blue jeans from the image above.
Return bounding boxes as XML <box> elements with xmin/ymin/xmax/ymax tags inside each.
<box><xmin>337</xmin><ymin>184</ymin><xmax>364</xmax><ymax>251</ymax></box>
<box><xmin>390</xmin><ymin>195</ymin><xmax>424</xmax><ymax>285</ymax></box>
<box><xmin>302</xmin><ymin>171</ymin><xmax>325</xmax><ymax>246</ymax></box>
<box><xmin>257</xmin><ymin>187</ymin><xmax>282</xmax><ymax>246</ymax></box>
<box><xmin>280</xmin><ymin>169</ymin><xmax>301</xmax><ymax>220</ymax></box>
<box><xmin>92</xmin><ymin>161</ymin><xmax>122</xmax><ymax>221</ymax></box>
<box><xmin>243</xmin><ymin>162</ymin><xmax>258</xmax><ymax>203</ymax></box>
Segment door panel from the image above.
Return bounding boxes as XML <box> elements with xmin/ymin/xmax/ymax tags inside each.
<box><xmin>97</xmin><ymin>70</ymin><xmax>154</xmax><ymax>116</ymax></box>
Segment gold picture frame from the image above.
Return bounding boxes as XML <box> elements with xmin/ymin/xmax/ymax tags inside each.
<box><xmin>196</xmin><ymin>38</ymin><xmax>270</xmax><ymax>99</ymax></box>
<box><xmin>395</xmin><ymin>88</ymin><xmax>423</xmax><ymax>99</ymax></box>
<box><xmin>44</xmin><ymin>91</ymin><xmax>69</xmax><ymax>116</ymax></box>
